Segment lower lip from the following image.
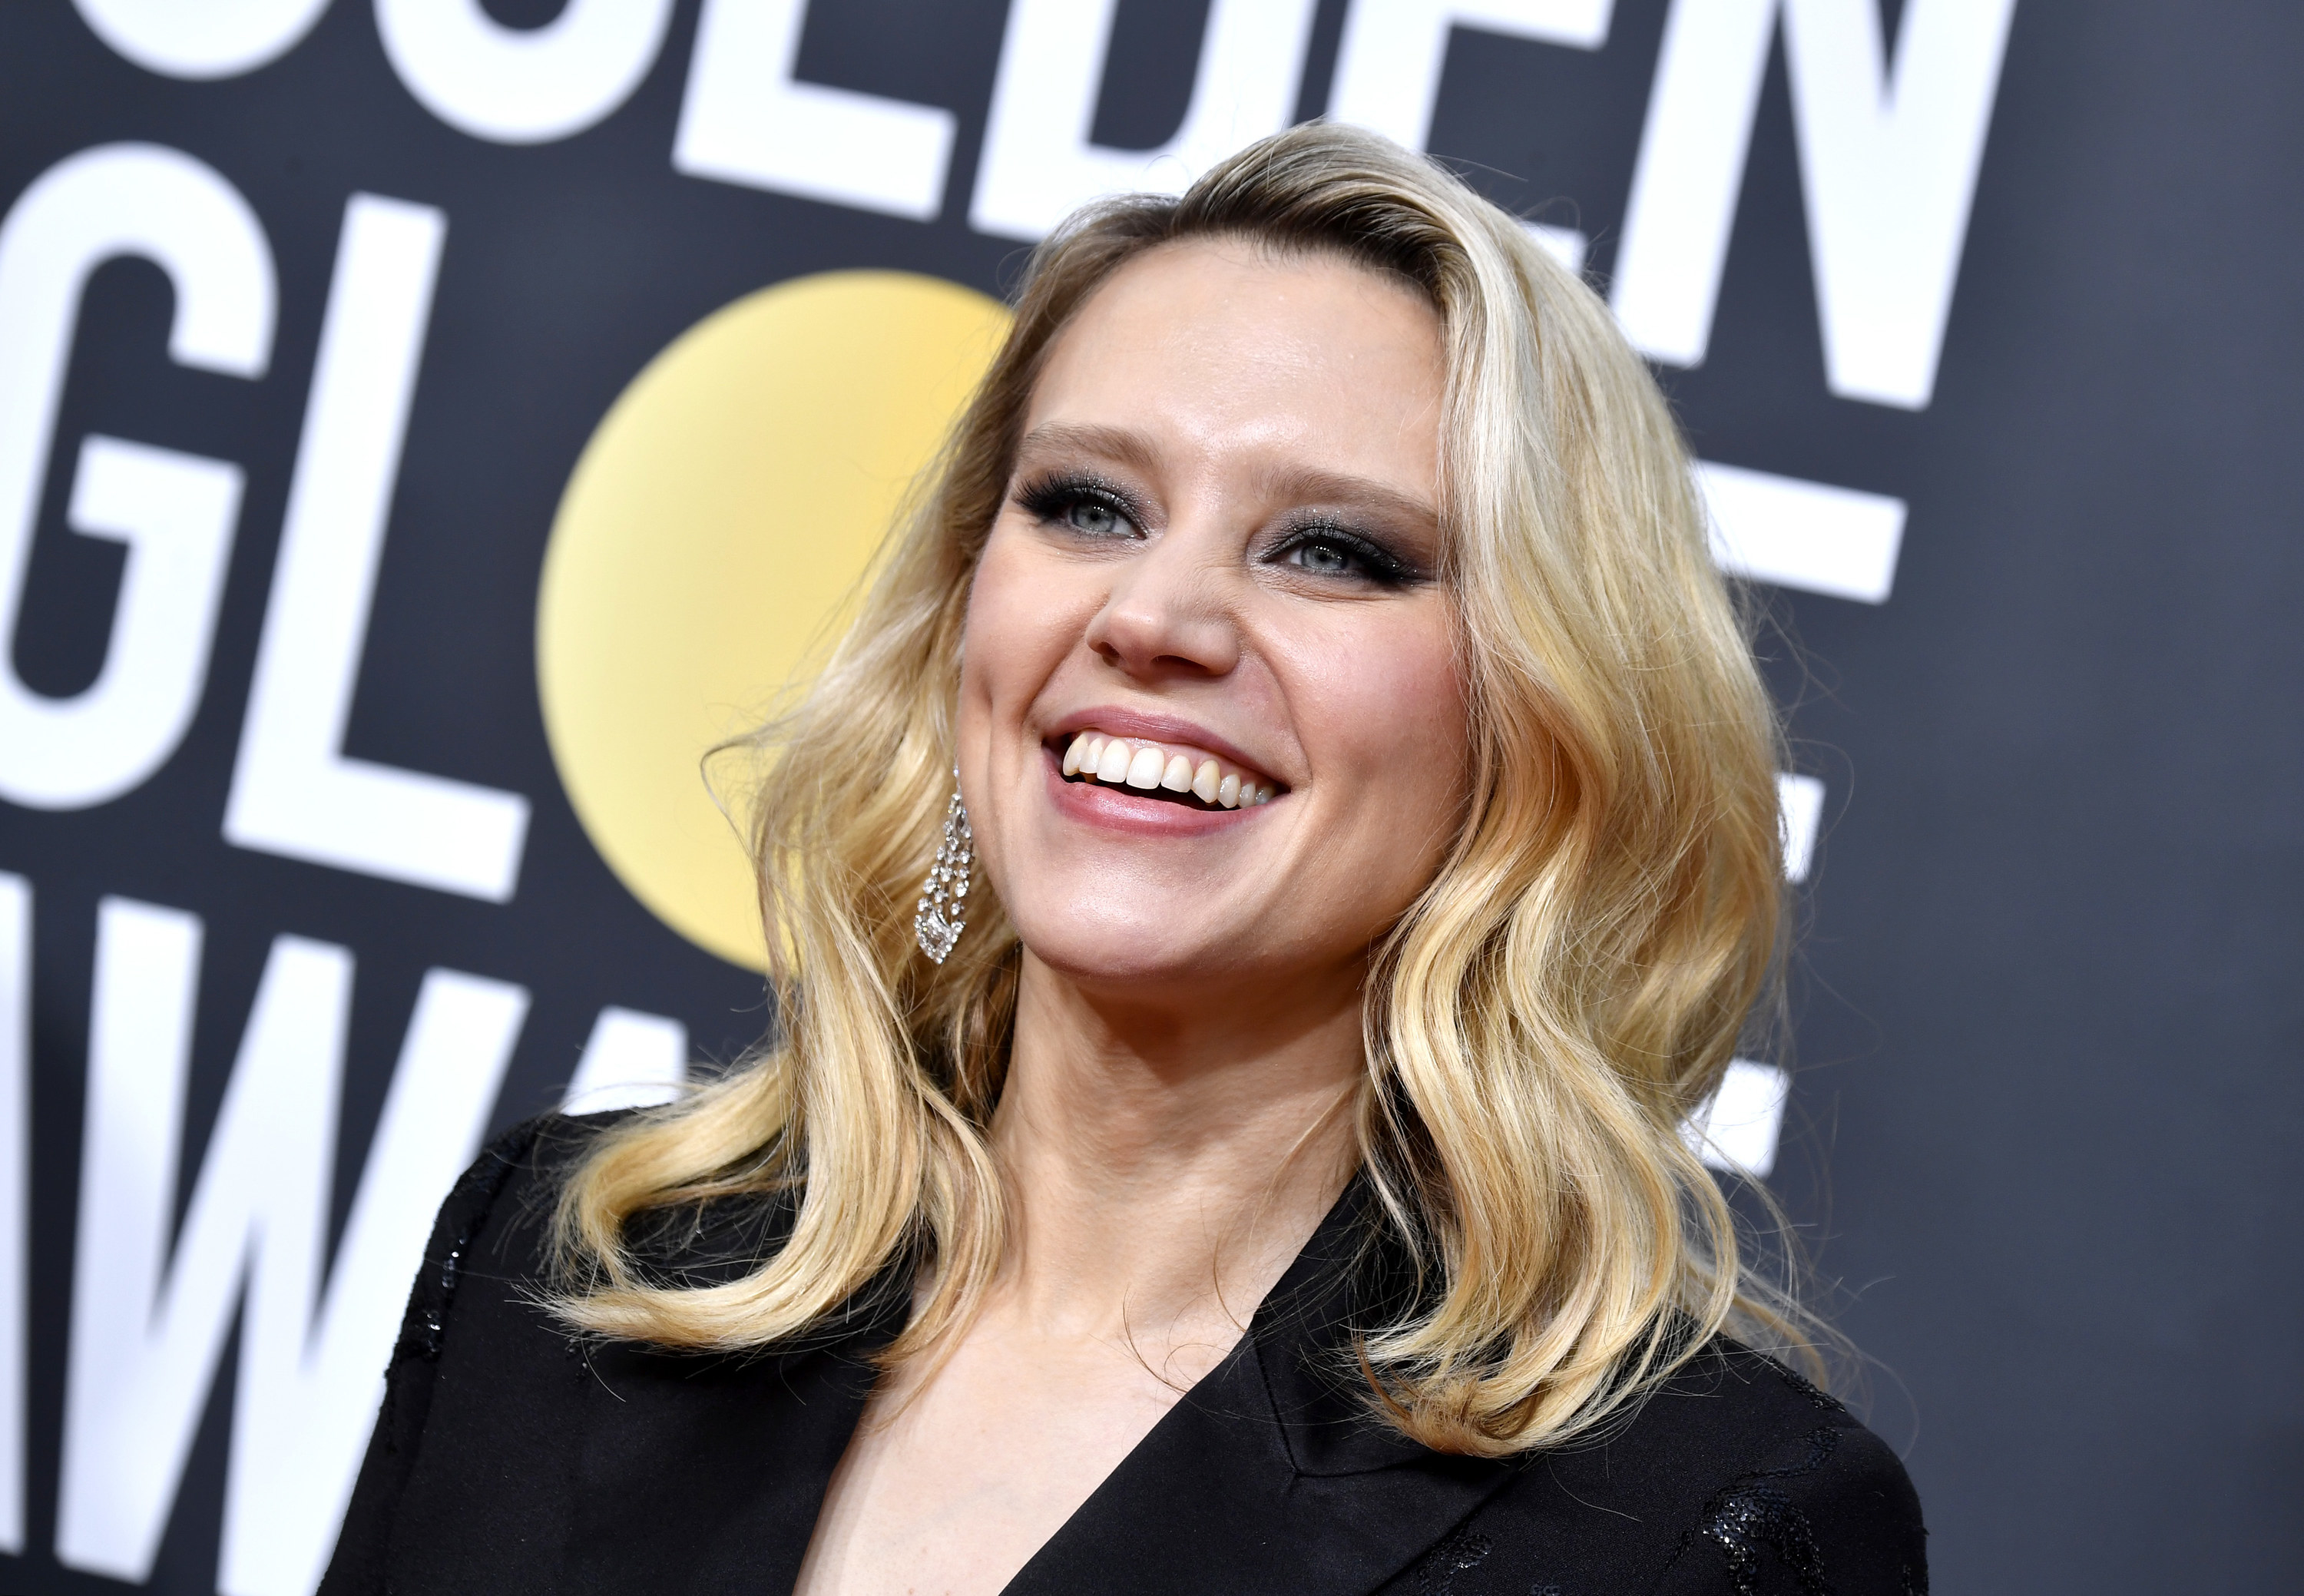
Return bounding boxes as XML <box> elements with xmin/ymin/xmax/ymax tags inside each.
<box><xmin>1041</xmin><ymin>748</ymin><xmax>1271</xmax><ymax>837</ymax></box>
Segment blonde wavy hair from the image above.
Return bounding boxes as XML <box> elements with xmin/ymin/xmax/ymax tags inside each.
<box><xmin>554</xmin><ymin>121</ymin><xmax>1804</xmax><ymax>1457</ymax></box>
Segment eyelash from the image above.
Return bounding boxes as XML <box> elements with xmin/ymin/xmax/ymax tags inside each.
<box><xmin>1016</xmin><ymin>474</ymin><xmax>1140</xmax><ymax>538</ymax></box>
<box><xmin>1012</xmin><ymin>472</ymin><xmax>1425</xmax><ymax>590</ymax></box>
<box><xmin>1268</xmin><ymin>524</ymin><xmax>1420</xmax><ymax>588</ymax></box>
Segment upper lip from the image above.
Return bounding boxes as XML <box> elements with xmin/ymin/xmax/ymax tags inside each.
<box><xmin>1043</xmin><ymin>706</ymin><xmax>1282</xmax><ymax>787</ymax></box>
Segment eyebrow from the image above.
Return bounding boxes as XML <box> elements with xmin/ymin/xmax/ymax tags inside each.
<box><xmin>1013</xmin><ymin>423</ymin><xmax>1438</xmax><ymax>532</ymax></box>
<box><xmin>1013</xmin><ymin>422</ymin><xmax>1162</xmax><ymax>478</ymax></box>
<box><xmin>1250</xmin><ymin>464</ymin><xmax>1437</xmax><ymax>534</ymax></box>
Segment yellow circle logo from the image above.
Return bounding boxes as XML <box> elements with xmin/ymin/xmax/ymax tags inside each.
<box><xmin>537</xmin><ymin>271</ymin><xmax>1010</xmax><ymax>969</ymax></box>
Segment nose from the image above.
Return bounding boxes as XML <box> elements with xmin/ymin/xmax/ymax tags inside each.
<box><xmin>1081</xmin><ymin>521</ymin><xmax>1241</xmax><ymax>681</ymax></box>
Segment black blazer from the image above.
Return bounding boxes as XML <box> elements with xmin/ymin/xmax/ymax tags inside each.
<box><xmin>323</xmin><ymin>1117</ymin><xmax>1925</xmax><ymax>1595</ymax></box>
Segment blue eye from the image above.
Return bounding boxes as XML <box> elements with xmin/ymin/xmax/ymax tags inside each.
<box><xmin>1271</xmin><ymin>525</ymin><xmax>1421</xmax><ymax>588</ymax></box>
<box><xmin>1065</xmin><ymin>499</ymin><xmax>1120</xmax><ymax>536</ymax></box>
<box><xmin>1289</xmin><ymin>538</ymin><xmax>1355</xmax><ymax>576</ymax></box>
<box><xmin>1016</xmin><ymin>474</ymin><xmax>1140</xmax><ymax>539</ymax></box>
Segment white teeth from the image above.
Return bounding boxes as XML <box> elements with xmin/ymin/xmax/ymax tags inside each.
<box><xmin>1062</xmin><ymin>731</ymin><xmax>1276</xmax><ymax>809</ymax></box>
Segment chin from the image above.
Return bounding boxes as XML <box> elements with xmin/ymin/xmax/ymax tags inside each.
<box><xmin>1008</xmin><ymin>904</ymin><xmax>1234</xmax><ymax>992</ymax></box>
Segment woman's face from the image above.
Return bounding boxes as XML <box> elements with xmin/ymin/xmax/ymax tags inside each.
<box><xmin>958</xmin><ymin>239</ymin><xmax>1467</xmax><ymax>1006</ymax></box>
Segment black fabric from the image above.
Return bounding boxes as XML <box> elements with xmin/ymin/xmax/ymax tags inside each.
<box><xmin>323</xmin><ymin>1116</ymin><xmax>1925</xmax><ymax>1595</ymax></box>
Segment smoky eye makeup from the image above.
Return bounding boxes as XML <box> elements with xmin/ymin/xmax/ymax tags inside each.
<box><xmin>1012</xmin><ymin>471</ymin><xmax>1147</xmax><ymax>541</ymax></box>
<box><xmin>1009</xmin><ymin>464</ymin><xmax>1437</xmax><ymax>588</ymax></box>
<box><xmin>1262</xmin><ymin>518</ymin><xmax>1432</xmax><ymax>589</ymax></box>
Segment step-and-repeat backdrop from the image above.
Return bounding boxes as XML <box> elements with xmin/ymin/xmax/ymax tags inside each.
<box><xmin>2</xmin><ymin>2</ymin><xmax>2296</xmax><ymax>1591</ymax></box>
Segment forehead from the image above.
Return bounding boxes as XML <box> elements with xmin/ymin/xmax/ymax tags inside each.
<box><xmin>1025</xmin><ymin>238</ymin><xmax>1446</xmax><ymax>458</ymax></box>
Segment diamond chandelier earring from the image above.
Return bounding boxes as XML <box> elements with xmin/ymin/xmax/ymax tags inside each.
<box><xmin>913</xmin><ymin>767</ymin><xmax>973</xmax><ymax>964</ymax></box>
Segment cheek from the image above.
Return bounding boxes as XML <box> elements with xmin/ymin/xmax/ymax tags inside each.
<box><xmin>1302</xmin><ymin>614</ymin><xmax>1467</xmax><ymax>809</ymax></box>
<box><xmin>961</xmin><ymin>522</ymin><xmax>1069</xmax><ymax>712</ymax></box>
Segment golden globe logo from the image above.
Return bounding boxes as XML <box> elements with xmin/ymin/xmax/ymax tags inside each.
<box><xmin>536</xmin><ymin>271</ymin><xmax>1009</xmax><ymax>969</ymax></box>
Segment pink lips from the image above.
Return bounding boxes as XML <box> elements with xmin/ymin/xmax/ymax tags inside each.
<box><xmin>1036</xmin><ymin>706</ymin><xmax>1285</xmax><ymax>837</ymax></box>
<box><xmin>1041</xmin><ymin>754</ymin><xmax>1270</xmax><ymax>836</ymax></box>
<box><xmin>1043</xmin><ymin>706</ymin><xmax>1281</xmax><ymax>792</ymax></box>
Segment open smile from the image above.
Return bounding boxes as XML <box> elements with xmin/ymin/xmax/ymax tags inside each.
<box><xmin>1048</xmin><ymin>729</ymin><xmax>1282</xmax><ymax>812</ymax></box>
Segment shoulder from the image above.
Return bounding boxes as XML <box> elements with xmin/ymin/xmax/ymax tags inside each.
<box><xmin>321</xmin><ymin>1112</ymin><xmax>608</xmax><ymax>1594</ymax></box>
<box><xmin>1428</xmin><ymin>1342</ymin><xmax>1925</xmax><ymax>1596</ymax></box>
<box><xmin>411</xmin><ymin>1108</ymin><xmax>799</xmax><ymax>1315</ymax></box>
<box><xmin>1634</xmin><ymin>1343</ymin><xmax>1925</xmax><ymax>1595</ymax></box>
<box><xmin>323</xmin><ymin>1111</ymin><xmax>812</xmax><ymax>1594</ymax></box>
<box><xmin>399</xmin><ymin>1111</ymin><xmax>613</xmax><ymax>1324</ymax></box>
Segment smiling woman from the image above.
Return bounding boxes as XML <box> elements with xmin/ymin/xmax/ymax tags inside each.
<box><xmin>322</xmin><ymin>124</ymin><xmax>1922</xmax><ymax>1596</ymax></box>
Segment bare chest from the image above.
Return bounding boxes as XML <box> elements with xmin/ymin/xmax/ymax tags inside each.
<box><xmin>790</xmin><ymin>1326</ymin><xmax>1233</xmax><ymax>1596</ymax></box>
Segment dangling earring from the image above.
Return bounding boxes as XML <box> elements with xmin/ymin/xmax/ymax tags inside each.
<box><xmin>914</xmin><ymin>767</ymin><xmax>973</xmax><ymax>964</ymax></box>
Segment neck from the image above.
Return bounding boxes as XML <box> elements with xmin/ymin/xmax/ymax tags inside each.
<box><xmin>985</xmin><ymin>952</ymin><xmax>1364</xmax><ymax>1359</ymax></box>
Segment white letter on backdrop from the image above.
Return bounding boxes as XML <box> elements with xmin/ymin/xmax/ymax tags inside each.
<box><xmin>1611</xmin><ymin>0</ymin><xmax>2017</xmax><ymax>409</ymax></box>
<box><xmin>563</xmin><ymin>1006</ymin><xmax>688</xmax><ymax>1114</ymax></box>
<box><xmin>1697</xmin><ymin>459</ymin><xmax>1905</xmax><ymax>604</ymax></box>
<box><xmin>0</xmin><ymin>875</ymin><xmax>25</xmax><ymax>1554</ymax></box>
<box><xmin>218</xmin><ymin>967</ymin><xmax>527</xmax><ymax>1596</ymax></box>
<box><xmin>1330</xmin><ymin>0</ymin><xmax>1614</xmax><ymax>152</ymax></box>
<box><xmin>72</xmin><ymin>0</ymin><xmax>333</xmax><ymax>80</ymax></box>
<box><xmin>55</xmin><ymin>899</ymin><xmax>526</xmax><ymax>1594</ymax></box>
<box><xmin>376</xmin><ymin>0</ymin><xmax>676</xmax><ymax>144</ymax></box>
<box><xmin>677</xmin><ymin>0</ymin><xmax>956</xmax><ymax>220</ymax></box>
<box><xmin>1775</xmin><ymin>772</ymin><xmax>1824</xmax><ymax>883</ymax></box>
<box><xmin>971</xmin><ymin>0</ymin><xmax>1321</xmax><ymax>243</ymax></box>
<box><xmin>1682</xmin><ymin>1059</ymin><xmax>1791</xmax><ymax>1177</ymax></box>
<box><xmin>0</xmin><ymin>144</ymin><xmax>273</xmax><ymax>811</ymax></box>
<box><xmin>224</xmin><ymin>194</ymin><xmax>532</xmax><ymax>902</ymax></box>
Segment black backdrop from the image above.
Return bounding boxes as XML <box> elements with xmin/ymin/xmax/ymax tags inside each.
<box><xmin>2</xmin><ymin>2</ymin><xmax>2299</xmax><ymax>1592</ymax></box>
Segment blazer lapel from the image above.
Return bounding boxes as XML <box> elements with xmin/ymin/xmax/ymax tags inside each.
<box><xmin>1005</xmin><ymin>1181</ymin><xmax>1515</xmax><ymax>1596</ymax></box>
